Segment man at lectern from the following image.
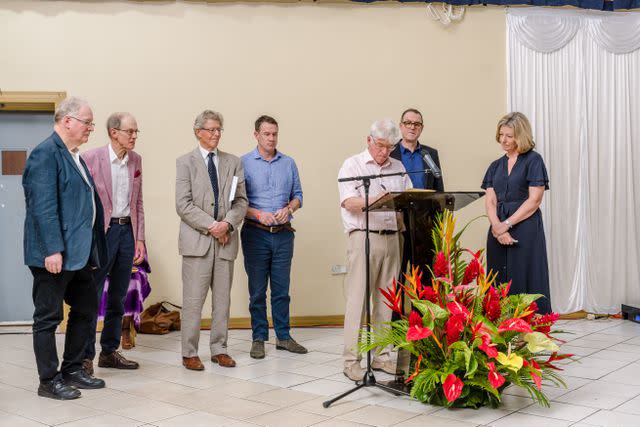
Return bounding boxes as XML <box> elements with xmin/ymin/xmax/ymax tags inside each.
<box><xmin>337</xmin><ymin>119</ymin><xmax>412</xmax><ymax>382</ymax></box>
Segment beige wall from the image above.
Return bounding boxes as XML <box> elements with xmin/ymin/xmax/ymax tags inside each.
<box><xmin>0</xmin><ymin>1</ymin><xmax>507</xmax><ymax>319</ymax></box>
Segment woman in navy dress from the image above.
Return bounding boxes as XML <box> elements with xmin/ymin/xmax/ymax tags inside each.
<box><xmin>481</xmin><ymin>112</ymin><xmax>552</xmax><ymax>314</ymax></box>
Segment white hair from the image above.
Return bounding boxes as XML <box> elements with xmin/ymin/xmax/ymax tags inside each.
<box><xmin>54</xmin><ymin>97</ymin><xmax>90</xmax><ymax>123</ymax></box>
<box><xmin>369</xmin><ymin>119</ymin><xmax>400</xmax><ymax>143</ymax></box>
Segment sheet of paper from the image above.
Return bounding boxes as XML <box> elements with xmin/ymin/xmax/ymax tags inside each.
<box><xmin>229</xmin><ymin>176</ymin><xmax>238</xmax><ymax>202</ymax></box>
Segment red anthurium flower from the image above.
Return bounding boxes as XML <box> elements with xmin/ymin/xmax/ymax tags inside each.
<box><xmin>447</xmin><ymin>301</ymin><xmax>470</xmax><ymax>321</ymax></box>
<box><xmin>445</xmin><ymin>315</ymin><xmax>465</xmax><ymax>343</ymax></box>
<box><xmin>462</xmin><ymin>258</ymin><xmax>481</xmax><ymax>285</ymax></box>
<box><xmin>498</xmin><ymin>318</ymin><xmax>533</xmax><ymax>334</ymax></box>
<box><xmin>405</xmin><ymin>354</ymin><xmax>423</xmax><ymax>384</ymax></box>
<box><xmin>433</xmin><ymin>251</ymin><xmax>448</xmax><ymax>278</ymax></box>
<box><xmin>487</xmin><ymin>362</ymin><xmax>506</xmax><ymax>389</ymax></box>
<box><xmin>419</xmin><ymin>285</ymin><xmax>438</xmax><ymax>303</ymax></box>
<box><xmin>443</xmin><ymin>374</ymin><xmax>464</xmax><ymax>402</ymax></box>
<box><xmin>406</xmin><ymin>311</ymin><xmax>434</xmax><ymax>342</ymax></box>
<box><xmin>478</xmin><ymin>335</ymin><xmax>498</xmax><ymax>358</ymax></box>
<box><xmin>528</xmin><ymin>359</ymin><xmax>542</xmax><ymax>390</ymax></box>
<box><xmin>532</xmin><ymin>312</ymin><xmax>561</xmax><ymax>334</ymax></box>
<box><xmin>483</xmin><ymin>286</ymin><xmax>501</xmax><ymax>322</ymax></box>
<box><xmin>380</xmin><ymin>279</ymin><xmax>402</xmax><ymax>315</ymax></box>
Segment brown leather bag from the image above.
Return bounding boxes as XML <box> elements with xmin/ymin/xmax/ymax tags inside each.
<box><xmin>139</xmin><ymin>301</ymin><xmax>182</xmax><ymax>335</ymax></box>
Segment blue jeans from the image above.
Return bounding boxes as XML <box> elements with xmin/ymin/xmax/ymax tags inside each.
<box><xmin>84</xmin><ymin>223</ymin><xmax>135</xmax><ymax>359</ymax></box>
<box><xmin>241</xmin><ymin>225</ymin><xmax>294</xmax><ymax>341</ymax></box>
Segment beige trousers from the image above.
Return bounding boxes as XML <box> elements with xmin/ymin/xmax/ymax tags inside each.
<box><xmin>343</xmin><ymin>231</ymin><xmax>401</xmax><ymax>367</ymax></box>
<box><xmin>181</xmin><ymin>239</ymin><xmax>234</xmax><ymax>357</ymax></box>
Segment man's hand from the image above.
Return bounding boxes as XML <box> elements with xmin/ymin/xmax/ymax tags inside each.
<box><xmin>258</xmin><ymin>211</ymin><xmax>278</xmax><ymax>226</ymax></box>
<box><xmin>216</xmin><ymin>234</ymin><xmax>229</xmax><ymax>246</ymax></box>
<box><xmin>133</xmin><ymin>240</ymin><xmax>146</xmax><ymax>265</ymax></box>
<box><xmin>44</xmin><ymin>252</ymin><xmax>63</xmax><ymax>274</ymax></box>
<box><xmin>273</xmin><ymin>207</ymin><xmax>290</xmax><ymax>224</ymax></box>
<box><xmin>208</xmin><ymin>221</ymin><xmax>229</xmax><ymax>238</ymax></box>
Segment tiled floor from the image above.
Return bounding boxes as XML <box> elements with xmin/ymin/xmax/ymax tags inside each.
<box><xmin>1</xmin><ymin>318</ymin><xmax>640</xmax><ymax>426</ymax></box>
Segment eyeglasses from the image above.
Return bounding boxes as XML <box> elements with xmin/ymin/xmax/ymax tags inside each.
<box><xmin>401</xmin><ymin>121</ymin><xmax>423</xmax><ymax>129</ymax></box>
<box><xmin>200</xmin><ymin>127</ymin><xmax>224</xmax><ymax>135</ymax></box>
<box><xmin>371</xmin><ymin>140</ymin><xmax>397</xmax><ymax>151</ymax></box>
<box><xmin>115</xmin><ymin>128</ymin><xmax>141</xmax><ymax>136</ymax></box>
<box><xmin>68</xmin><ymin>116</ymin><xmax>95</xmax><ymax>127</ymax></box>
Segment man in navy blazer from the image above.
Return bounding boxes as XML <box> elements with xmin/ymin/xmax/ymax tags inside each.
<box><xmin>22</xmin><ymin>97</ymin><xmax>107</xmax><ymax>400</ymax></box>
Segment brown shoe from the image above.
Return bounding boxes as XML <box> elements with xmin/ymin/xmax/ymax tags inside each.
<box><xmin>121</xmin><ymin>316</ymin><xmax>134</xmax><ymax>350</ymax></box>
<box><xmin>211</xmin><ymin>353</ymin><xmax>236</xmax><ymax>368</ymax></box>
<box><xmin>82</xmin><ymin>359</ymin><xmax>94</xmax><ymax>376</ymax></box>
<box><xmin>98</xmin><ymin>351</ymin><xmax>139</xmax><ymax>370</ymax></box>
<box><xmin>182</xmin><ymin>356</ymin><xmax>204</xmax><ymax>371</ymax></box>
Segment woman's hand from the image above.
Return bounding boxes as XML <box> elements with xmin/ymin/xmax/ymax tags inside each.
<box><xmin>492</xmin><ymin>221</ymin><xmax>509</xmax><ymax>238</ymax></box>
<box><xmin>497</xmin><ymin>231</ymin><xmax>516</xmax><ymax>246</ymax></box>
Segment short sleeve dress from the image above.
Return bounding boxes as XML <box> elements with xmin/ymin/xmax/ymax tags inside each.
<box><xmin>481</xmin><ymin>150</ymin><xmax>552</xmax><ymax>314</ymax></box>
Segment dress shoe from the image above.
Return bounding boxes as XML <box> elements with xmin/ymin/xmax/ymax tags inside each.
<box><xmin>250</xmin><ymin>340</ymin><xmax>265</xmax><ymax>359</ymax></box>
<box><xmin>63</xmin><ymin>369</ymin><xmax>106</xmax><ymax>389</ymax></box>
<box><xmin>38</xmin><ymin>375</ymin><xmax>81</xmax><ymax>400</ymax></box>
<box><xmin>182</xmin><ymin>356</ymin><xmax>204</xmax><ymax>371</ymax></box>
<box><xmin>211</xmin><ymin>353</ymin><xmax>236</xmax><ymax>368</ymax></box>
<box><xmin>82</xmin><ymin>358</ymin><xmax>94</xmax><ymax>376</ymax></box>
<box><xmin>276</xmin><ymin>338</ymin><xmax>308</xmax><ymax>354</ymax></box>
<box><xmin>343</xmin><ymin>362</ymin><xmax>366</xmax><ymax>382</ymax></box>
<box><xmin>98</xmin><ymin>350</ymin><xmax>139</xmax><ymax>369</ymax></box>
<box><xmin>371</xmin><ymin>359</ymin><xmax>396</xmax><ymax>375</ymax></box>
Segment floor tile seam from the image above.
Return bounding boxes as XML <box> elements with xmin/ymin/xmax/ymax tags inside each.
<box><xmin>0</xmin><ymin>379</ymin><xmax>38</xmax><ymax>394</ymax></box>
<box><xmin>113</xmin><ymin>407</ymin><xmax>198</xmax><ymax>424</ymax></box>
<box><xmin>605</xmin><ymin>390</ymin><xmax>640</xmax><ymax>413</ymax></box>
<box><xmin>0</xmin><ymin>411</ymin><xmax>48</xmax><ymax>427</ymax></box>
<box><xmin>17</xmin><ymin>406</ymin><xmax>109</xmax><ymax>426</ymax></box>
<box><xmin>245</xmin><ymin>405</ymin><xmax>332</xmax><ymax>424</ymax></box>
<box><xmin>518</xmin><ymin>402</ymin><xmax>601</xmax><ymax>423</ymax></box>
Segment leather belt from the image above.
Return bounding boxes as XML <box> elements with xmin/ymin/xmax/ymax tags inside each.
<box><xmin>110</xmin><ymin>217</ymin><xmax>131</xmax><ymax>225</ymax></box>
<box><xmin>244</xmin><ymin>220</ymin><xmax>295</xmax><ymax>234</ymax></box>
<box><xmin>351</xmin><ymin>229</ymin><xmax>397</xmax><ymax>235</ymax></box>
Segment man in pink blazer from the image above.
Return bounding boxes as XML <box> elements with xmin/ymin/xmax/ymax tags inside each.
<box><xmin>81</xmin><ymin>112</ymin><xmax>145</xmax><ymax>375</ymax></box>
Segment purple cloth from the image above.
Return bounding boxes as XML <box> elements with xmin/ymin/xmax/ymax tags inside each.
<box><xmin>98</xmin><ymin>257</ymin><xmax>152</xmax><ymax>330</ymax></box>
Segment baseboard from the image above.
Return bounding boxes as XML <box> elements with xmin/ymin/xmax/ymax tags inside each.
<box><xmin>203</xmin><ymin>315</ymin><xmax>344</xmax><ymax>330</ymax></box>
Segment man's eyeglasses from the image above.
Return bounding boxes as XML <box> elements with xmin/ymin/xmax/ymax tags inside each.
<box><xmin>116</xmin><ymin>128</ymin><xmax>141</xmax><ymax>136</ymax></box>
<box><xmin>200</xmin><ymin>127</ymin><xmax>224</xmax><ymax>135</ymax></box>
<box><xmin>68</xmin><ymin>116</ymin><xmax>95</xmax><ymax>127</ymax></box>
<box><xmin>401</xmin><ymin>121</ymin><xmax>423</xmax><ymax>129</ymax></box>
<box><xmin>371</xmin><ymin>140</ymin><xmax>397</xmax><ymax>151</ymax></box>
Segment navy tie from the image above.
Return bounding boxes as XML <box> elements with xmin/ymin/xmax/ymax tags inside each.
<box><xmin>207</xmin><ymin>152</ymin><xmax>219</xmax><ymax>220</ymax></box>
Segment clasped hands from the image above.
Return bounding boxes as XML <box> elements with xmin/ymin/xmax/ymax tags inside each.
<box><xmin>208</xmin><ymin>221</ymin><xmax>230</xmax><ymax>245</ymax></box>
<box><xmin>257</xmin><ymin>206</ymin><xmax>290</xmax><ymax>226</ymax></box>
<box><xmin>491</xmin><ymin>222</ymin><xmax>516</xmax><ymax>246</ymax></box>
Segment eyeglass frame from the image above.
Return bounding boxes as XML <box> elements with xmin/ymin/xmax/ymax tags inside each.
<box><xmin>401</xmin><ymin>120</ymin><xmax>424</xmax><ymax>129</ymax></box>
<box><xmin>369</xmin><ymin>136</ymin><xmax>397</xmax><ymax>152</ymax></box>
<box><xmin>115</xmin><ymin>128</ymin><xmax>141</xmax><ymax>136</ymax></box>
<box><xmin>198</xmin><ymin>127</ymin><xmax>224</xmax><ymax>135</ymax></box>
<box><xmin>68</xmin><ymin>116</ymin><xmax>96</xmax><ymax>128</ymax></box>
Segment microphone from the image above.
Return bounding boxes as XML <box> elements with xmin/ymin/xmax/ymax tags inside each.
<box><xmin>423</xmin><ymin>152</ymin><xmax>441</xmax><ymax>179</ymax></box>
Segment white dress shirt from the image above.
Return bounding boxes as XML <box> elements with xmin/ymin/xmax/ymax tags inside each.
<box><xmin>338</xmin><ymin>149</ymin><xmax>412</xmax><ymax>233</ymax></box>
<box><xmin>108</xmin><ymin>144</ymin><xmax>131</xmax><ymax>218</ymax></box>
<box><xmin>199</xmin><ymin>145</ymin><xmax>219</xmax><ymax>181</ymax></box>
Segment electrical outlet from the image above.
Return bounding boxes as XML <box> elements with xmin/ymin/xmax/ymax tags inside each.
<box><xmin>331</xmin><ymin>264</ymin><xmax>347</xmax><ymax>275</ymax></box>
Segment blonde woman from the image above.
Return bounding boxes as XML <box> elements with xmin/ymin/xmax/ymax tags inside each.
<box><xmin>481</xmin><ymin>112</ymin><xmax>551</xmax><ymax>314</ymax></box>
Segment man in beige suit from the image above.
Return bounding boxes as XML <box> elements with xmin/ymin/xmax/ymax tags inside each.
<box><xmin>176</xmin><ymin>110</ymin><xmax>247</xmax><ymax>370</ymax></box>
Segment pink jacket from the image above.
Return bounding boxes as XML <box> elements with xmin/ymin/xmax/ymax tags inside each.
<box><xmin>82</xmin><ymin>145</ymin><xmax>145</xmax><ymax>242</ymax></box>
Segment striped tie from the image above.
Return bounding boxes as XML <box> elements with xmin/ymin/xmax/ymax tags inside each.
<box><xmin>207</xmin><ymin>152</ymin><xmax>219</xmax><ymax>220</ymax></box>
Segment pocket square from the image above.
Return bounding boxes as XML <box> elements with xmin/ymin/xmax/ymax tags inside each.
<box><xmin>134</xmin><ymin>170</ymin><xmax>141</xmax><ymax>178</ymax></box>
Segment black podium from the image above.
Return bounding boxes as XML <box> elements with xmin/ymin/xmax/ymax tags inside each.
<box><xmin>368</xmin><ymin>190</ymin><xmax>485</xmax><ymax>393</ymax></box>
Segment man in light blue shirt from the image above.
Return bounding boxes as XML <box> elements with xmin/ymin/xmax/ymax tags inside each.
<box><xmin>241</xmin><ymin>115</ymin><xmax>307</xmax><ymax>359</ymax></box>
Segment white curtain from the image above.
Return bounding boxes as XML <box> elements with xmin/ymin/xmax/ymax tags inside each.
<box><xmin>507</xmin><ymin>7</ymin><xmax>640</xmax><ymax>314</ymax></box>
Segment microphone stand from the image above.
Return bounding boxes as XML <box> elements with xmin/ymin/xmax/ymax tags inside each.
<box><xmin>323</xmin><ymin>168</ymin><xmax>425</xmax><ymax>408</ymax></box>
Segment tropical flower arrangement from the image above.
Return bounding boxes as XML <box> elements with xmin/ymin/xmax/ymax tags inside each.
<box><xmin>361</xmin><ymin>210</ymin><xmax>572</xmax><ymax>409</ymax></box>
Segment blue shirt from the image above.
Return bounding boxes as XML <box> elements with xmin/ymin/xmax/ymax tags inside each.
<box><xmin>399</xmin><ymin>142</ymin><xmax>426</xmax><ymax>189</ymax></box>
<box><xmin>241</xmin><ymin>147</ymin><xmax>303</xmax><ymax>215</ymax></box>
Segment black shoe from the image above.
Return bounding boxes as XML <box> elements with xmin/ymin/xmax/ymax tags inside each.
<box><xmin>62</xmin><ymin>369</ymin><xmax>106</xmax><ymax>389</ymax></box>
<box><xmin>38</xmin><ymin>376</ymin><xmax>81</xmax><ymax>400</ymax></box>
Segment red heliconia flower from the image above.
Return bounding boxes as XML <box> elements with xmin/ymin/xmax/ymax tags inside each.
<box><xmin>529</xmin><ymin>359</ymin><xmax>542</xmax><ymax>390</ymax></box>
<box><xmin>483</xmin><ymin>286</ymin><xmax>501</xmax><ymax>322</ymax></box>
<box><xmin>443</xmin><ymin>374</ymin><xmax>464</xmax><ymax>402</ymax></box>
<box><xmin>478</xmin><ymin>334</ymin><xmax>498</xmax><ymax>358</ymax></box>
<box><xmin>406</xmin><ymin>311</ymin><xmax>434</xmax><ymax>342</ymax></box>
<box><xmin>445</xmin><ymin>315</ymin><xmax>465</xmax><ymax>343</ymax></box>
<box><xmin>433</xmin><ymin>251</ymin><xmax>448</xmax><ymax>278</ymax></box>
<box><xmin>487</xmin><ymin>362</ymin><xmax>506</xmax><ymax>389</ymax></box>
<box><xmin>380</xmin><ymin>279</ymin><xmax>402</xmax><ymax>315</ymax></box>
<box><xmin>405</xmin><ymin>354</ymin><xmax>423</xmax><ymax>384</ymax></box>
<box><xmin>471</xmin><ymin>320</ymin><xmax>491</xmax><ymax>341</ymax></box>
<box><xmin>532</xmin><ymin>312</ymin><xmax>561</xmax><ymax>334</ymax></box>
<box><xmin>447</xmin><ymin>301</ymin><xmax>470</xmax><ymax>322</ymax></box>
<box><xmin>498</xmin><ymin>318</ymin><xmax>533</xmax><ymax>334</ymax></box>
<box><xmin>543</xmin><ymin>352</ymin><xmax>574</xmax><ymax>370</ymax></box>
<box><xmin>500</xmin><ymin>280</ymin><xmax>512</xmax><ymax>298</ymax></box>
<box><xmin>522</xmin><ymin>301</ymin><xmax>538</xmax><ymax>322</ymax></box>
<box><xmin>462</xmin><ymin>258</ymin><xmax>481</xmax><ymax>285</ymax></box>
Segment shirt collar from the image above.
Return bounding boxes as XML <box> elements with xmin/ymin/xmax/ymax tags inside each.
<box><xmin>252</xmin><ymin>146</ymin><xmax>281</xmax><ymax>161</ymax></box>
<box><xmin>108</xmin><ymin>143</ymin><xmax>129</xmax><ymax>164</ymax></box>
<box><xmin>361</xmin><ymin>149</ymin><xmax>391</xmax><ymax>168</ymax></box>
<box><xmin>399</xmin><ymin>140</ymin><xmax>421</xmax><ymax>155</ymax></box>
<box><xmin>199</xmin><ymin>145</ymin><xmax>218</xmax><ymax>160</ymax></box>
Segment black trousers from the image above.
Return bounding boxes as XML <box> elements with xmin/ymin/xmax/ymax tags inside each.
<box><xmin>30</xmin><ymin>265</ymin><xmax>98</xmax><ymax>381</ymax></box>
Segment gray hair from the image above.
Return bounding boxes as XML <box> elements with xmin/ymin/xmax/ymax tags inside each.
<box><xmin>54</xmin><ymin>97</ymin><xmax>90</xmax><ymax>123</ymax></box>
<box><xmin>106</xmin><ymin>112</ymin><xmax>133</xmax><ymax>134</ymax></box>
<box><xmin>369</xmin><ymin>119</ymin><xmax>400</xmax><ymax>143</ymax></box>
<box><xmin>193</xmin><ymin>110</ymin><xmax>224</xmax><ymax>131</ymax></box>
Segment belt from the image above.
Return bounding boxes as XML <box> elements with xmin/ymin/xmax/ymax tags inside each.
<box><xmin>244</xmin><ymin>220</ymin><xmax>295</xmax><ymax>234</ymax></box>
<box><xmin>351</xmin><ymin>229</ymin><xmax>397</xmax><ymax>235</ymax></box>
<box><xmin>110</xmin><ymin>217</ymin><xmax>131</xmax><ymax>225</ymax></box>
